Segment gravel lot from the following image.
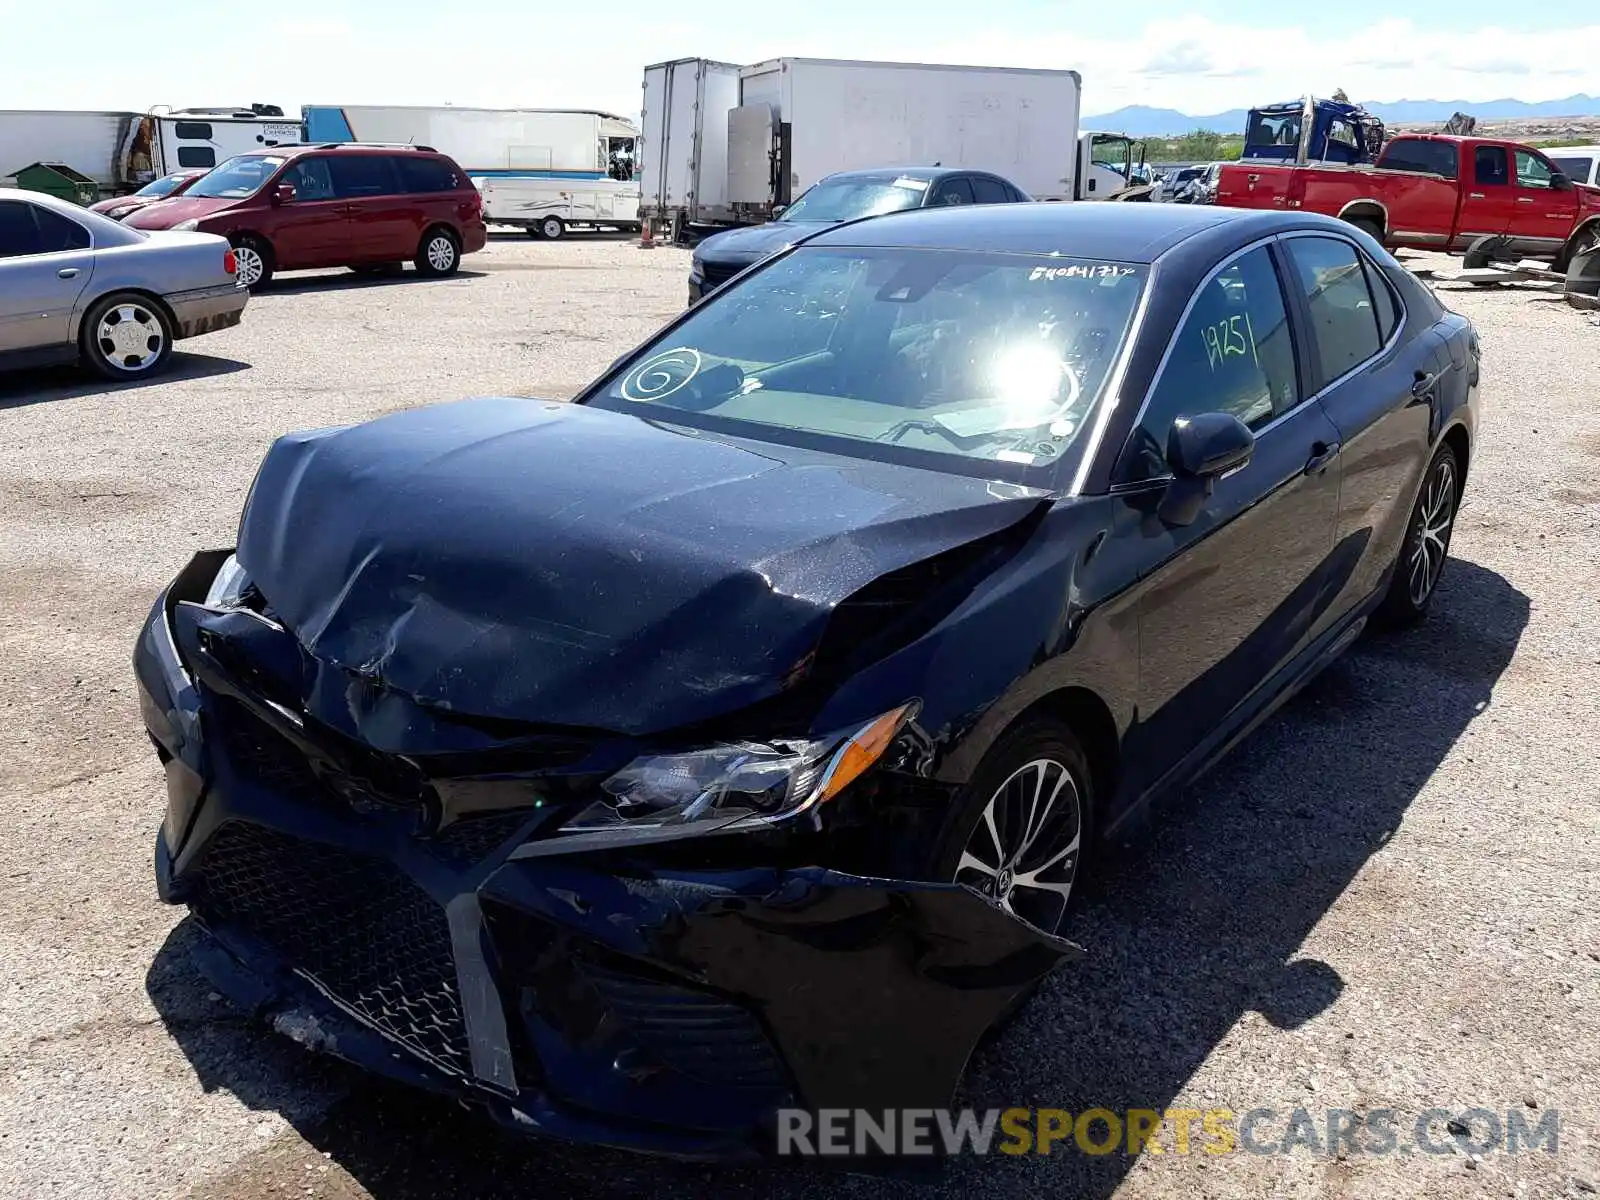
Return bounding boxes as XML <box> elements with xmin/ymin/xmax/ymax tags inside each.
<box><xmin>0</xmin><ymin>233</ymin><xmax>1596</xmax><ymax>1200</ymax></box>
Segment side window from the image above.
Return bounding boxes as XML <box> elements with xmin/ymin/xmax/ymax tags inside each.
<box><xmin>32</xmin><ymin>206</ymin><xmax>90</xmax><ymax>253</ymax></box>
<box><xmin>397</xmin><ymin>156</ymin><xmax>459</xmax><ymax>193</ymax></box>
<box><xmin>1119</xmin><ymin>246</ymin><xmax>1299</xmax><ymax>482</ymax></box>
<box><xmin>931</xmin><ymin>177</ymin><xmax>975</xmax><ymax>206</ymax></box>
<box><xmin>328</xmin><ymin>154</ymin><xmax>400</xmax><ymax>199</ymax></box>
<box><xmin>1515</xmin><ymin>150</ymin><xmax>1553</xmax><ymax>189</ymax></box>
<box><xmin>1381</xmin><ymin>138</ymin><xmax>1458</xmax><ymax>179</ymax></box>
<box><xmin>969</xmin><ymin>176</ymin><xmax>1011</xmax><ymax>204</ymax></box>
<box><xmin>174</xmin><ymin>121</ymin><xmax>213</xmax><ymax>140</ymax></box>
<box><xmin>1361</xmin><ymin>256</ymin><xmax>1401</xmax><ymax>342</ymax></box>
<box><xmin>176</xmin><ymin>146</ymin><xmax>216</xmax><ymax>169</ymax></box>
<box><xmin>1474</xmin><ymin>146</ymin><xmax>1509</xmax><ymax>187</ymax></box>
<box><xmin>0</xmin><ymin>201</ymin><xmax>41</xmax><ymax>257</ymax></box>
<box><xmin>285</xmin><ymin>158</ymin><xmax>336</xmax><ymax>200</ymax></box>
<box><xmin>1284</xmin><ymin>237</ymin><xmax>1383</xmax><ymax>383</ymax></box>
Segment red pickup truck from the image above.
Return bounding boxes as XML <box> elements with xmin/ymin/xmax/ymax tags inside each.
<box><xmin>1215</xmin><ymin>134</ymin><xmax>1600</xmax><ymax>268</ymax></box>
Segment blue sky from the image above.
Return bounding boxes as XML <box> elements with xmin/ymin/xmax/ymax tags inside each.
<box><xmin>3</xmin><ymin>1</ymin><xmax>1597</xmax><ymax>118</ymax></box>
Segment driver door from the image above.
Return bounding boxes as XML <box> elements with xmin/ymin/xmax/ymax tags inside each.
<box><xmin>266</xmin><ymin>157</ymin><xmax>349</xmax><ymax>269</ymax></box>
<box><xmin>1112</xmin><ymin>242</ymin><xmax>1343</xmax><ymax>799</ymax></box>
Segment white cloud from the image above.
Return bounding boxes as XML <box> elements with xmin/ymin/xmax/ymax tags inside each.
<box><xmin>1</xmin><ymin>10</ymin><xmax>1597</xmax><ymax>120</ymax></box>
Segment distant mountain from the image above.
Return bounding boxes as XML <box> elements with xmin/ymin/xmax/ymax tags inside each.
<box><xmin>1088</xmin><ymin>95</ymin><xmax>1600</xmax><ymax>137</ymax></box>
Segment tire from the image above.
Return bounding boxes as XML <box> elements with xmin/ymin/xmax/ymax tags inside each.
<box><xmin>79</xmin><ymin>292</ymin><xmax>175</xmax><ymax>380</ymax></box>
<box><xmin>229</xmin><ymin>235</ymin><xmax>273</xmax><ymax>289</ymax></box>
<box><xmin>1376</xmin><ymin>444</ymin><xmax>1461</xmax><ymax>628</ymax></box>
<box><xmin>932</xmin><ymin>717</ymin><xmax>1095</xmax><ymax>939</ymax></box>
<box><xmin>1346</xmin><ymin>216</ymin><xmax>1384</xmax><ymax>245</ymax></box>
<box><xmin>539</xmin><ymin>216</ymin><xmax>565</xmax><ymax>241</ymax></box>
<box><xmin>414</xmin><ymin>228</ymin><xmax>460</xmax><ymax>277</ymax></box>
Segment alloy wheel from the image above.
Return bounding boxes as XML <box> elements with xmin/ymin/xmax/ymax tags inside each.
<box><xmin>1409</xmin><ymin>456</ymin><xmax>1457</xmax><ymax>606</ymax></box>
<box><xmin>426</xmin><ymin>235</ymin><xmax>457</xmax><ymax>272</ymax></box>
<box><xmin>955</xmin><ymin>757</ymin><xmax>1082</xmax><ymax>932</ymax></box>
<box><xmin>95</xmin><ymin>304</ymin><xmax>166</xmax><ymax>372</ymax></box>
<box><xmin>234</xmin><ymin>246</ymin><xmax>265</xmax><ymax>288</ymax></box>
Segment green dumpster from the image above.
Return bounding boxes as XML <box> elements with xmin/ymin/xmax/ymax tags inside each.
<box><xmin>10</xmin><ymin>162</ymin><xmax>99</xmax><ymax>206</ymax></box>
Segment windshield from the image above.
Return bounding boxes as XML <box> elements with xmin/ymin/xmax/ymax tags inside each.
<box><xmin>779</xmin><ymin>179</ymin><xmax>928</xmax><ymax>223</ymax></box>
<box><xmin>186</xmin><ymin>155</ymin><xmax>284</xmax><ymax>199</ymax></box>
<box><xmin>586</xmin><ymin>246</ymin><xmax>1148</xmax><ymax>482</ymax></box>
<box><xmin>136</xmin><ymin>173</ymin><xmax>191</xmax><ymax>198</ymax></box>
<box><xmin>1552</xmin><ymin>155</ymin><xmax>1595</xmax><ymax>183</ymax></box>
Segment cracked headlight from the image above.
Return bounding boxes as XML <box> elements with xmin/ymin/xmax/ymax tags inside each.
<box><xmin>204</xmin><ymin>554</ymin><xmax>253</xmax><ymax>609</ymax></box>
<box><xmin>533</xmin><ymin>702</ymin><xmax>919</xmax><ymax>854</ymax></box>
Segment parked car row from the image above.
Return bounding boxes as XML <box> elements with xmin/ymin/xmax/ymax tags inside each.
<box><xmin>0</xmin><ymin>143</ymin><xmax>489</xmax><ymax>381</ymax></box>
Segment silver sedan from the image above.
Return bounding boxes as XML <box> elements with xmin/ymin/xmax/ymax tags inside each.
<box><xmin>0</xmin><ymin>187</ymin><xmax>248</xmax><ymax>381</ymax></box>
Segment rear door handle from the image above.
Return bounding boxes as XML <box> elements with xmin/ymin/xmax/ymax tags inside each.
<box><xmin>1469</xmin><ymin>191</ymin><xmax>1486</xmax><ymax>199</ymax></box>
<box><xmin>1411</xmin><ymin>370</ymin><xmax>1438</xmax><ymax>402</ymax></box>
<box><xmin>57</xmin><ymin>268</ymin><xmax>79</xmax><ymax>279</ymax></box>
<box><xmin>1304</xmin><ymin>441</ymin><xmax>1340</xmax><ymax>476</ymax></box>
<box><xmin>1517</xmin><ymin>196</ymin><xmax>1534</xmax><ymax>204</ymax></box>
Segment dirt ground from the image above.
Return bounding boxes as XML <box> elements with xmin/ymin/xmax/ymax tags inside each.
<box><xmin>0</xmin><ymin>233</ymin><xmax>1597</xmax><ymax>1200</ymax></box>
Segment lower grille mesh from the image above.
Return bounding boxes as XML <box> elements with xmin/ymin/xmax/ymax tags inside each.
<box><xmin>195</xmin><ymin>822</ymin><xmax>472</xmax><ymax>1076</ymax></box>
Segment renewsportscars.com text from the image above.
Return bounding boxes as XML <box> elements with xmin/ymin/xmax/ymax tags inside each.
<box><xmin>775</xmin><ymin>1106</ymin><xmax>1559</xmax><ymax>1158</ymax></box>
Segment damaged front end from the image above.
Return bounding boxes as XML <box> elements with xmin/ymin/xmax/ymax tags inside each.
<box><xmin>137</xmin><ymin>550</ymin><xmax>1080</xmax><ymax>1158</ymax></box>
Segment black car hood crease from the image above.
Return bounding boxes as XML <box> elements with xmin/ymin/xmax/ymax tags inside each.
<box><xmin>237</xmin><ymin>397</ymin><xmax>1050</xmax><ymax>736</ymax></box>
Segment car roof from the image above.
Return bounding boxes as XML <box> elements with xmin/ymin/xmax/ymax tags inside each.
<box><xmin>803</xmin><ymin>201</ymin><xmax>1326</xmax><ymax>263</ymax></box>
<box><xmin>0</xmin><ymin>187</ymin><xmax>146</xmax><ymax>244</ymax></box>
<box><xmin>1550</xmin><ymin>145</ymin><xmax>1600</xmax><ymax>156</ymax></box>
<box><xmin>819</xmin><ymin>166</ymin><xmax>1004</xmax><ymax>184</ymax></box>
<box><xmin>236</xmin><ymin>143</ymin><xmax>449</xmax><ymax>159</ymax></box>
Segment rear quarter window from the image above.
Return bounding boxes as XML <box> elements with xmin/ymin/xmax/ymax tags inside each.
<box><xmin>1380</xmin><ymin>139</ymin><xmax>1459</xmax><ymax>180</ymax></box>
<box><xmin>396</xmin><ymin>156</ymin><xmax>461</xmax><ymax>194</ymax></box>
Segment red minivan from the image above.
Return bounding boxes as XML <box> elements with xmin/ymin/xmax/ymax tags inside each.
<box><xmin>125</xmin><ymin>144</ymin><xmax>488</xmax><ymax>288</ymax></box>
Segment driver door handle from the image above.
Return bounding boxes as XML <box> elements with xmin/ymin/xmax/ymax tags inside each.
<box><xmin>1411</xmin><ymin>371</ymin><xmax>1438</xmax><ymax>402</ymax></box>
<box><xmin>57</xmin><ymin>268</ymin><xmax>79</xmax><ymax>279</ymax></box>
<box><xmin>1304</xmin><ymin>441</ymin><xmax>1340</xmax><ymax>476</ymax></box>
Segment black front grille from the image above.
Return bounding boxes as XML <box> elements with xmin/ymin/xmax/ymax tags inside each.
<box><xmin>698</xmin><ymin>260</ymin><xmax>743</xmax><ymax>290</ymax></box>
<box><xmin>195</xmin><ymin>823</ymin><xmax>472</xmax><ymax>1076</ymax></box>
<box><xmin>582</xmin><ymin>962</ymin><xmax>788</xmax><ymax>1091</ymax></box>
<box><xmin>427</xmin><ymin>810</ymin><xmax>536</xmax><ymax>866</ymax></box>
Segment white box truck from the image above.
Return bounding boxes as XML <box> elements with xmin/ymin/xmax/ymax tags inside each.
<box><xmin>304</xmin><ymin>105</ymin><xmax>642</xmax><ymax>238</ymax></box>
<box><xmin>640</xmin><ymin>57</ymin><xmax>1149</xmax><ymax>238</ymax></box>
<box><xmin>1</xmin><ymin>105</ymin><xmax>299</xmax><ymax>196</ymax></box>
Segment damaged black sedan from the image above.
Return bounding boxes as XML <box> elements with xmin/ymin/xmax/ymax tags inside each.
<box><xmin>137</xmin><ymin>203</ymin><xmax>1479</xmax><ymax>1157</ymax></box>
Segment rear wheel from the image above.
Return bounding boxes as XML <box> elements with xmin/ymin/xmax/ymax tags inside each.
<box><xmin>414</xmin><ymin>228</ymin><xmax>460</xmax><ymax>277</ymax></box>
<box><xmin>79</xmin><ymin>292</ymin><xmax>175</xmax><ymax>380</ymax></box>
<box><xmin>539</xmin><ymin>216</ymin><xmax>565</xmax><ymax>241</ymax></box>
<box><xmin>1346</xmin><ymin>216</ymin><xmax>1384</xmax><ymax>245</ymax></box>
<box><xmin>229</xmin><ymin>235</ymin><xmax>273</xmax><ymax>289</ymax></box>
<box><xmin>1377</xmin><ymin>445</ymin><xmax>1460</xmax><ymax>627</ymax></box>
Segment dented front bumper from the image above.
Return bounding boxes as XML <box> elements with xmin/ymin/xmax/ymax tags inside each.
<box><xmin>136</xmin><ymin>551</ymin><xmax>1080</xmax><ymax>1159</ymax></box>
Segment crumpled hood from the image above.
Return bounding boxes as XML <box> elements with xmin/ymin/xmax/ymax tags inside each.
<box><xmin>695</xmin><ymin>220</ymin><xmax>827</xmax><ymax>267</ymax></box>
<box><xmin>237</xmin><ymin>397</ymin><xmax>1048</xmax><ymax>736</ymax></box>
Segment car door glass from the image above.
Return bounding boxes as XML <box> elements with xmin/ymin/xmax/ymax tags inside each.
<box><xmin>0</xmin><ymin>201</ymin><xmax>43</xmax><ymax>257</ymax></box>
<box><xmin>1361</xmin><ymin>257</ymin><xmax>1401</xmax><ymax>342</ymax></box>
<box><xmin>932</xmin><ymin>178</ymin><xmax>975</xmax><ymax>206</ymax></box>
<box><xmin>32</xmin><ymin>206</ymin><xmax>90</xmax><ymax>253</ymax></box>
<box><xmin>328</xmin><ymin>155</ymin><xmax>400</xmax><ymax>200</ymax></box>
<box><xmin>1474</xmin><ymin>146</ymin><xmax>1509</xmax><ymax>187</ymax></box>
<box><xmin>1119</xmin><ymin>245</ymin><xmax>1299</xmax><ymax>483</ymax></box>
<box><xmin>969</xmin><ymin>176</ymin><xmax>1010</xmax><ymax>204</ymax></box>
<box><xmin>398</xmin><ymin>156</ymin><xmax>457</xmax><ymax>193</ymax></box>
<box><xmin>1285</xmin><ymin>236</ymin><xmax>1382</xmax><ymax>383</ymax></box>
<box><xmin>1514</xmin><ymin>150</ymin><xmax>1553</xmax><ymax>189</ymax></box>
<box><xmin>284</xmin><ymin>158</ymin><xmax>336</xmax><ymax>201</ymax></box>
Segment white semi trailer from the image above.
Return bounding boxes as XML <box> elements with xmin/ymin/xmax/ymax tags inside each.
<box><xmin>639</xmin><ymin>57</ymin><xmax>1148</xmax><ymax>239</ymax></box>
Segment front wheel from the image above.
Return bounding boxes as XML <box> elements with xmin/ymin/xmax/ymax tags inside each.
<box><xmin>934</xmin><ymin>718</ymin><xmax>1094</xmax><ymax>938</ymax></box>
<box><xmin>79</xmin><ymin>292</ymin><xmax>175</xmax><ymax>380</ymax></box>
<box><xmin>414</xmin><ymin>229</ymin><xmax>460</xmax><ymax>277</ymax></box>
<box><xmin>229</xmin><ymin>235</ymin><xmax>273</xmax><ymax>289</ymax></box>
<box><xmin>539</xmin><ymin>216</ymin><xmax>565</xmax><ymax>241</ymax></box>
<box><xmin>1377</xmin><ymin>445</ymin><xmax>1460</xmax><ymax>627</ymax></box>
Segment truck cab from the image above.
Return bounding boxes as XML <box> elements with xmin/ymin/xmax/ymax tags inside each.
<box><xmin>1242</xmin><ymin>96</ymin><xmax>1385</xmax><ymax>165</ymax></box>
<box><xmin>1078</xmin><ymin>132</ymin><xmax>1152</xmax><ymax>200</ymax></box>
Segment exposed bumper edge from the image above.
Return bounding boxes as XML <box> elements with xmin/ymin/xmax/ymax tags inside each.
<box><xmin>167</xmin><ymin>283</ymin><xmax>248</xmax><ymax>340</ymax></box>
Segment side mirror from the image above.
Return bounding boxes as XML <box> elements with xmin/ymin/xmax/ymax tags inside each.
<box><xmin>272</xmin><ymin>183</ymin><xmax>296</xmax><ymax>206</ymax></box>
<box><xmin>1158</xmin><ymin>412</ymin><xmax>1256</xmax><ymax>526</ymax></box>
<box><xmin>1551</xmin><ymin>171</ymin><xmax>1572</xmax><ymax>191</ymax></box>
